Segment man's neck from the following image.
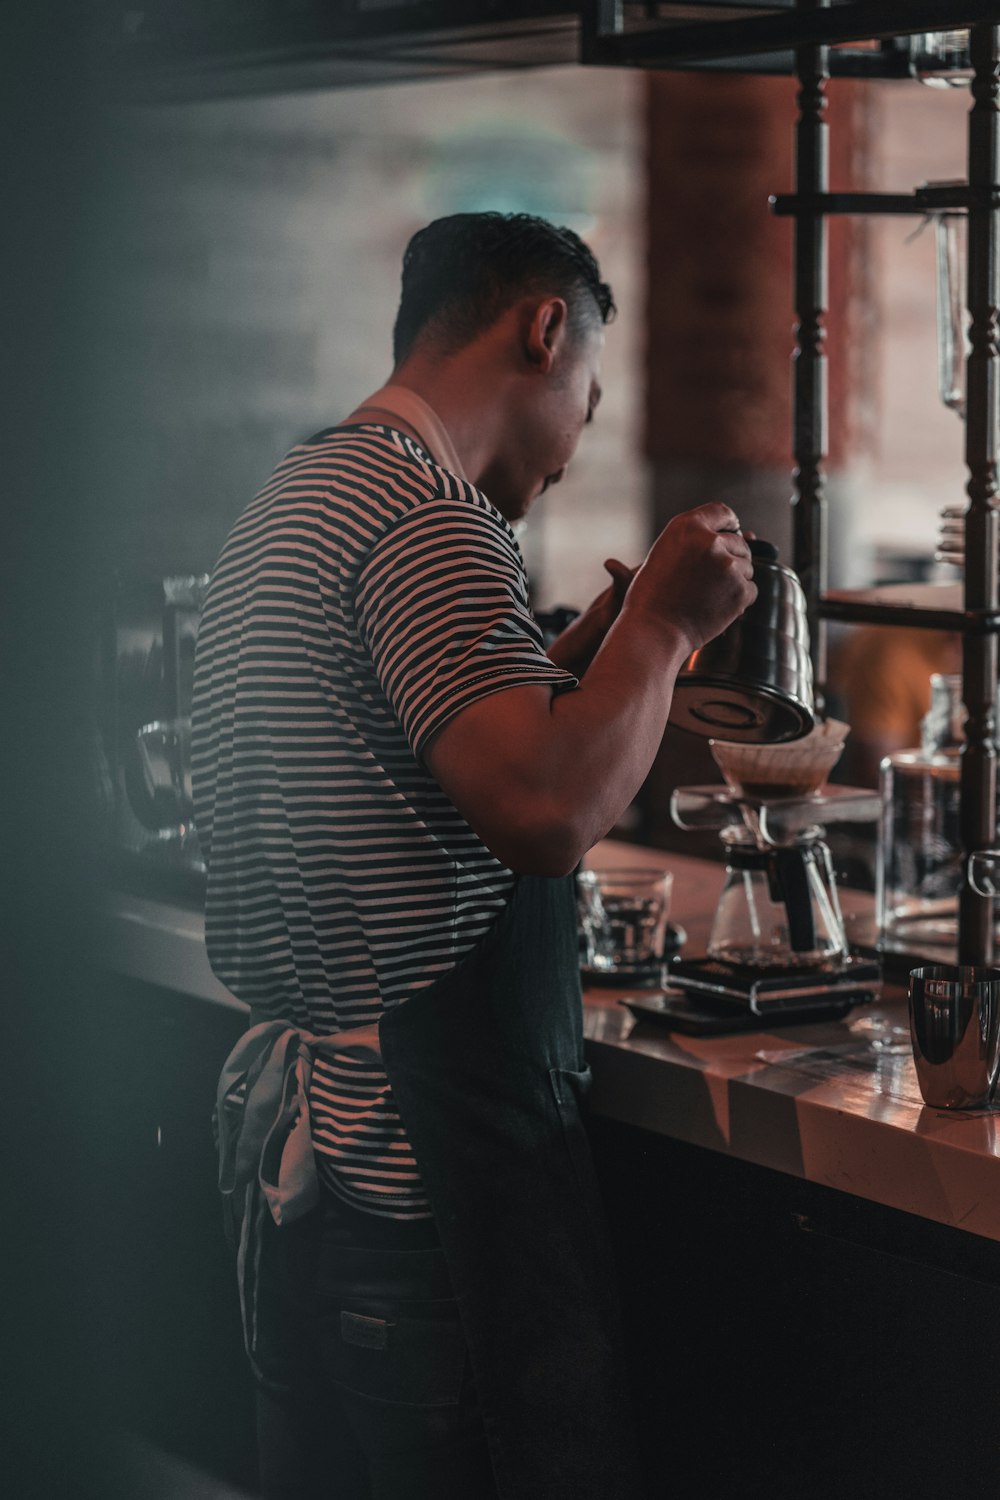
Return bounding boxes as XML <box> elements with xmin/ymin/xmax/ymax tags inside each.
<box><xmin>346</xmin><ymin>385</ymin><xmax>467</xmax><ymax>480</ymax></box>
<box><xmin>388</xmin><ymin>351</ymin><xmax>508</xmax><ymax>492</ymax></box>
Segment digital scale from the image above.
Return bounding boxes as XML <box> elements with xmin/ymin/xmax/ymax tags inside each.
<box><xmin>619</xmin><ymin>780</ymin><xmax>884</xmax><ymax>1035</ymax></box>
<box><xmin>622</xmin><ymin>955</ymin><xmax>882</xmax><ymax>1035</ymax></box>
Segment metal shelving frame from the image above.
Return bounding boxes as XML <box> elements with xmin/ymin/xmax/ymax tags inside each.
<box><xmin>584</xmin><ymin>0</ymin><xmax>1000</xmax><ymax>964</ymax></box>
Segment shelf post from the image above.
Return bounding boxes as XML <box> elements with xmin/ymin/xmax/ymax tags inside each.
<box><xmin>791</xmin><ymin>0</ymin><xmax>829</xmax><ymax>704</ymax></box>
<box><xmin>959</xmin><ymin>22</ymin><xmax>1000</xmax><ymax>966</ymax></box>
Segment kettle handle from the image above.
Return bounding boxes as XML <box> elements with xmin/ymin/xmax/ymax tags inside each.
<box><xmin>747</xmin><ymin>538</ymin><xmax>780</xmax><ymax>563</ymax></box>
<box><xmin>771</xmin><ymin>848</ymin><xmax>817</xmax><ymax>955</ymax></box>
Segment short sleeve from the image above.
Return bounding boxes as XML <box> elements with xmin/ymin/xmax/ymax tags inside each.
<box><xmin>355</xmin><ymin>496</ymin><xmax>578</xmax><ymax>757</ymax></box>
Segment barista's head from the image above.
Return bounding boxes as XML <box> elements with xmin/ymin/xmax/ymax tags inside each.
<box><xmin>392</xmin><ymin>212</ymin><xmax>615</xmax><ymax>365</ymax></box>
<box><xmin>391</xmin><ymin>213</ymin><xmax>614</xmax><ymax>522</ymax></box>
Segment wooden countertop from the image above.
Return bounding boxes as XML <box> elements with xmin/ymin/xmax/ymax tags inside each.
<box><xmin>102</xmin><ymin>838</ymin><xmax>1000</xmax><ymax>1244</ymax></box>
<box><xmin>583</xmin><ymin>840</ymin><xmax>1000</xmax><ymax>1244</ymax></box>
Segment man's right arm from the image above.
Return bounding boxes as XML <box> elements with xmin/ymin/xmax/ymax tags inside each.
<box><xmin>425</xmin><ymin>503</ymin><xmax>756</xmax><ymax>876</ymax></box>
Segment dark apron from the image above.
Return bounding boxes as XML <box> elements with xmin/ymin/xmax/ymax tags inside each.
<box><xmin>378</xmin><ymin>873</ymin><xmax>648</xmax><ymax>1500</ymax></box>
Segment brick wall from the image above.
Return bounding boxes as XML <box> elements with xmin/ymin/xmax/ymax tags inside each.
<box><xmin>91</xmin><ymin>66</ymin><xmax>971</xmax><ymax>610</ymax></box>
<box><xmin>90</xmin><ymin>67</ymin><xmax>647</xmax><ymax>616</ymax></box>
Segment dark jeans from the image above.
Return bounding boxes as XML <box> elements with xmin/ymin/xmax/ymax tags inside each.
<box><xmin>252</xmin><ymin>1191</ymin><xmax>497</xmax><ymax>1500</ymax></box>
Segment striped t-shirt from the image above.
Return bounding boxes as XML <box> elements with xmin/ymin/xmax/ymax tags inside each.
<box><xmin>191</xmin><ymin>422</ymin><xmax>577</xmax><ymax>1218</ymax></box>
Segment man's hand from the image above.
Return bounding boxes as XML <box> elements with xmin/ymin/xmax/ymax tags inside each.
<box><xmin>622</xmin><ymin>503</ymin><xmax>756</xmax><ymax>656</ymax></box>
<box><xmin>547</xmin><ymin>558</ymin><xmax>637</xmax><ymax>675</ymax></box>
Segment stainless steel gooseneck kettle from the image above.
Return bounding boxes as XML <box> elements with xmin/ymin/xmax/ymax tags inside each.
<box><xmin>668</xmin><ymin>538</ymin><xmax>815</xmax><ymax>744</ymax></box>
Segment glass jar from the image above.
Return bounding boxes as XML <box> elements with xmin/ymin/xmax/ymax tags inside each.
<box><xmin>877</xmin><ymin>674</ymin><xmax>964</xmax><ymax>951</ymax></box>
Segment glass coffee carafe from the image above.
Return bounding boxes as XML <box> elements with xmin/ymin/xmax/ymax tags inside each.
<box><xmin>708</xmin><ymin>824</ymin><xmax>848</xmax><ymax>970</ymax></box>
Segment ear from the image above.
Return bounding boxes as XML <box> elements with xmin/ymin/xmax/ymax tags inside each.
<box><xmin>523</xmin><ymin>296</ymin><xmax>569</xmax><ymax>374</ymax></box>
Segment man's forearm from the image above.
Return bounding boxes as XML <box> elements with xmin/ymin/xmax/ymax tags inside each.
<box><xmin>429</xmin><ymin>607</ymin><xmax>695</xmax><ymax>877</ymax></box>
<box><xmin>532</xmin><ymin>607</ymin><xmax>695</xmax><ymax>868</ymax></box>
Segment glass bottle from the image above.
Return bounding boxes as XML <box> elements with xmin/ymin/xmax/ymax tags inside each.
<box><xmin>876</xmin><ymin>673</ymin><xmax>964</xmax><ymax>953</ymax></box>
<box><xmin>915</xmin><ymin>31</ymin><xmax>973</xmax><ymax>88</ymax></box>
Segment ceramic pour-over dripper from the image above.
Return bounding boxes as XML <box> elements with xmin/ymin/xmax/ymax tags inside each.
<box><xmin>709</xmin><ymin>718</ymin><xmax>850</xmax><ymax>801</ymax></box>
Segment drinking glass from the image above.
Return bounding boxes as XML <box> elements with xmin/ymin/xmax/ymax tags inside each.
<box><xmin>577</xmin><ymin>867</ymin><xmax>673</xmax><ymax>982</ymax></box>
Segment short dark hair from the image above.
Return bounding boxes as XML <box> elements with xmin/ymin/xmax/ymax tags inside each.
<box><xmin>392</xmin><ymin>211</ymin><xmax>616</xmax><ymax>365</ymax></box>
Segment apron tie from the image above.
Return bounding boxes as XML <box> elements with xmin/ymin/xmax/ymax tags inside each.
<box><xmin>214</xmin><ymin>1016</ymin><xmax>382</xmax><ymax>1381</ymax></box>
<box><xmin>216</xmin><ymin>1017</ymin><xmax>383</xmax><ymax>1227</ymax></box>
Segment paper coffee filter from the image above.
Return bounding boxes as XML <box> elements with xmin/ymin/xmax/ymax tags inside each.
<box><xmin>710</xmin><ymin>718</ymin><xmax>850</xmax><ymax>795</ymax></box>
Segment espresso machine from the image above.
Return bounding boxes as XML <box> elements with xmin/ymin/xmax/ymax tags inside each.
<box><xmin>104</xmin><ymin>573</ymin><xmax>209</xmax><ymax>884</ymax></box>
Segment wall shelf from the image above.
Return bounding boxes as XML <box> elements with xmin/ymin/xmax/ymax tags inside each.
<box><xmin>820</xmin><ymin>583</ymin><xmax>1000</xmax><ymax>633</ymax></box>
<box><xmin>101</xmin><ymin>2</ymin><xmax>989</xmax><ymax>98</ymax></box>
<box><xmin>770</xmin><ymin>187</ymin><xmax>1000</xmax><ymax>216</ymax></box>
<box><xmin>582</xmin><ymin>0</ymin><xmax>996</xmax><ymax>71</ymax></box>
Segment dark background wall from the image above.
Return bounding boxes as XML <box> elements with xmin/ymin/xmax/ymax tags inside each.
<box><xmin>5</xmin><ymin>6</ymin><xmax>117</xmax><ymax>1496</ymax></box>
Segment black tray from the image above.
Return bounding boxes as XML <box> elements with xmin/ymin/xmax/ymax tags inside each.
<box><xmin>620</xmin><ymin>987</ymin><xmax>872</xmax><ymax>1036</ymax></box>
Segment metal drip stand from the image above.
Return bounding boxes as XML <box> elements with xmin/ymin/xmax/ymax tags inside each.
<box><xmin>657</xmin><ymin>784</ymin><xmax>882</xmax><ymax>1024</ymax></box>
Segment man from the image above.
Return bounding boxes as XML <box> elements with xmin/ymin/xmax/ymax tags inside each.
<box><xmin>193</xmin><ymin>212</ymin><xmax>755</xmax><ymax>1500</ymax></box>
